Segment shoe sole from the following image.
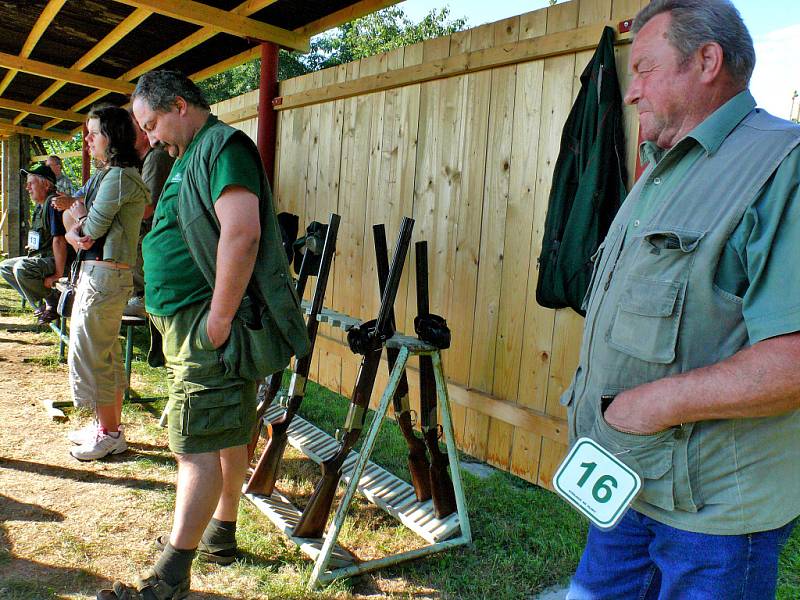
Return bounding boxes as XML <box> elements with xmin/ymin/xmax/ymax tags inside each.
<box><xmin>70</xmin><ymin>445</ymin><xmax>128</xmax><ymax>462</ymax></box>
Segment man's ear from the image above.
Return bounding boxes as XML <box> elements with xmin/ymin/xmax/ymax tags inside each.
<box><xmin>174</xmin><ymin>96</ymin><xmax>188</xmax><ymax>115</ymax></box>
<box><xmin>697</xmin><ymin>42</ymin><xmax>725</xmax><ymax>83</ymax></box>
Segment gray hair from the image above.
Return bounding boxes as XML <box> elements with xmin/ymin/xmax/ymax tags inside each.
<box><xmin>633</xmin><ymin>0</ymin><xmax>755</xmax><ymax>87</ymax></box>
<box><xmin>46</xmin><ymin>155</ymin><xmax>62</xmax><ymax>166</ymax></box>
<box><xmin>132</xmin><ymin>69</ymin><xmax>210</xmax><ymax>112</ymax></box>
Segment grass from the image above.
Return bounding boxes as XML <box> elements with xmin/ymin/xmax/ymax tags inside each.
<box><xmin>2</xmin><ymin>280</ymin><xmax>799</xmax><ymax>599</ymax></box>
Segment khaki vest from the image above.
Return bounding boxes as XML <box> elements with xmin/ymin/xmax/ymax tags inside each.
<box><xmin>565</xmin><ymin>109</ymin><xmax>800</xmax><ymax>534</ymax></box>
<box><xmin>28</xmin><ymin>194</ymin><xmax>56</xmax><ymax>258</ymax></box>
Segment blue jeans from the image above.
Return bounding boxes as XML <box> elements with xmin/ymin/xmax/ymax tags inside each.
<box><xmin>567</xmin><ymin>509</ymin><xmax>796</xmax><ymax>600</ymax></box>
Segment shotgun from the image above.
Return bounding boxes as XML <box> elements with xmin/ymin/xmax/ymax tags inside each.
<box><xmin>245</xmin><ymin>214</ymin><xmax>341</xmax><ymax>495</ymax></box>
<box><xmin>247</xmin><ymin>233</ymin><xmax>321</xmax><ymax>462</ymax></box>
<box><xmin>373</xmin><ymin>224</ymin><xmax>431</xmax><ymax>502</ymax></box>
<box><xmin>292</xmin><ymin>217</ymin><xmax>415</xmax><ymax>538</ymax></box>
<box><xmin>415</xmin><ymin>241</ymin><xmax>457</xmax><ymax>519</ymax></box>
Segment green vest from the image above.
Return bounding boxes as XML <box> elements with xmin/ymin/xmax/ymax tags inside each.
<box><xmin>28</xmin><ymin>193</ymin><xmax>57</xmax><ymax>258</ymax></box>
<box><xmin>565</xmin><ymin>108</ymin><xmax>800</xmax><ymax>534</ymax></box>
<box><xmin>176</xmin><ymin>117</ymin><xmax>310</xmax><ymax>380</ymax></box>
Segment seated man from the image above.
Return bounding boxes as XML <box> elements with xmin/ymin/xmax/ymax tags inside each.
<box><xmin>0</xmin><ymin>165</ymin><xmax>68</xmax><ymax>324</ymax></box>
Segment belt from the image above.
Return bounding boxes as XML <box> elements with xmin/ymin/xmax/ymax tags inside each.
<box><xmin>83</xmin><ymin>259</ymin><xmax>130</xmax><ymax>270</ymax></box>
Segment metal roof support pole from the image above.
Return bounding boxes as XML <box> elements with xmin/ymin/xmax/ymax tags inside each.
<box><xmin>257</xmin><ymin>41</ymin><xmax>279</xmax><ymax>189</ymax></box>
<box><xmin>81</xmin><ymin>122</ymin><xmax>90</xmax><ymax>185</ymax></box>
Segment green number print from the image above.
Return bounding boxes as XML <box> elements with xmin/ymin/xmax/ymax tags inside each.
<box><xmin>577</xmin><ymin>462</ymin><xmax>618</xmax><ymax>503</ymax></box>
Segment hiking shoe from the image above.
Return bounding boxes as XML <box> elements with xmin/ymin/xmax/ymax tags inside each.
<box><xmin>123</xmin><ymin>296</ymin><xmax>147</xmax><ymax>318</ymax></box>
<box><xmin>154</xmin><ymin>534</ymin><xmax>236</xmax><ymax>566</ymax></box>
<box><xmin>68</xmin><ymin>421</ymin><xmax>100</xmax><ymax>445</ymax></box>
<box><xmin>70</xmin><ymin>429</ymin><xmax>128</xmax><ymax>461</ymax></box>
<box><xmin>96</xmin><ymin>568</ymin><xmax>189</xmax><ymax>600</ymax></box>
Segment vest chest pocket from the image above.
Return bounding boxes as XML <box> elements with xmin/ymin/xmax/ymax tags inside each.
<box><xmin>607</xmin><ymin>275</ymin><xmax>683</xmax><ymax>363</ymax></box>
<box><xmin>606</xmin><ymin>229</ymin><xmax>702</xmax><ymax>364</ymax></box>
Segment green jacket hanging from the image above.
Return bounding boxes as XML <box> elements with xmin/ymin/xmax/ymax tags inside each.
<box><xmin>536</xmin><ymin>26</ymin><xmax>627</xmax><ymax>315</ymax></box>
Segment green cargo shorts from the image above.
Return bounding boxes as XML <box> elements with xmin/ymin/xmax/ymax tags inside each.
<box><xmin>150</xmin><ymin>300</ymin><xmax>257</xmax><ymax>454</ymax></box>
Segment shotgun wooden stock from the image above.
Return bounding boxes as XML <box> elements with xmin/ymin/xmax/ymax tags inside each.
<box><xmin>245</xmin><ymin>213</ymin><xmax>341</xmax><ymax>496</ymax></box>
<box><xmin>292</xmin><ymin>217</ymin><xmax>415</xmax><ymax>539</ymax></box>
<box><xmin>374</xmin><ymin>224</ymin><xmax>431</xmax><ymax>502</ymax></box>
<box><xmin>247</xmin><ymin>244</ymin><xmax>317</xmax><ymax>461</ymax></box>
<box><xmin>415</xmin><ymin>241</ymin><xmax>457</xmax><ymax>519</ymax></box>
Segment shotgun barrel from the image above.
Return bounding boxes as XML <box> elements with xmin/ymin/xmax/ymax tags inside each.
<box><xmin>374</xmin><ymin>224</ymin><xmax>431</xmax><ymax>501</ymax></box>
<box><xmin>292</xmin><ymin>217</ymin><xmax>415</xmax><ymax>538</ymax></box>
<box><xmin>245</xmin><ymin>213</ymin><xmax>341</xmax><ymax>496</ymax></box>
<box><xmin>415</xmin><ymin>241</ymin><xmax>457</xmax><ymax>519</ymax></box>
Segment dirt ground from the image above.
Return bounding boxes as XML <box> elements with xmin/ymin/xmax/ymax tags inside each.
<box><xmin>0</xmin><ymin>313</ymin><xmax>185</xmax><ymax>599</ymax></box>
<box><xmin>0</xmin><ymin>307</ymin><xmax>434</xmax><ymax>600</ymax></box>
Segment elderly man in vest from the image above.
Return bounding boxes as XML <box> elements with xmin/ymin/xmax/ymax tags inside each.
<box><xmin>95</xmin><ymin>70</ymin><xmax>310</xmax><ymax>600</ymax></box>
<box><xmin>0</xmin><ymin>164</ymin><xmax>68</xmax><ymax>325</ymax></box>
<box><xmin>563</xmin><ymin>1</ymin><xmax>800</xmax><ymax>598</ymax></box>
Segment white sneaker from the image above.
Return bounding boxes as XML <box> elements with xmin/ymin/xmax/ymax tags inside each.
<box><xmin>70</xmin><ymin>429</ymin><xmax>128</xmax><ymax>461</ymax></box>
<box><xmin>67</xmin><ymin>421</ymin><xmax>99</xmax><ymax>445</ymax></box>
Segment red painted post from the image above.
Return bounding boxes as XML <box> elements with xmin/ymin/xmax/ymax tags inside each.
<box><xmin>81</xmin><ymin>122</ymin><xmax>90</xmax><ymax>185</ymax></box>
<box><xmin>257</xmin><ymin>42</ymin><xmax>279</xmax><ymax>189</ymax></box>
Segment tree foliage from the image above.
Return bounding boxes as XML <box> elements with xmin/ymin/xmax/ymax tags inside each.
<box><xmin>198</xmin><ymin>7</ymin><xmax>467</xmax><ymax>105</ymax></box>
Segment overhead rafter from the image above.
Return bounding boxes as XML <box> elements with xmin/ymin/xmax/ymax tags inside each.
<box><xmin>111</xmin><ymin>0</ymin><xmax>309</xmax><ymax>52</ymax></box>
<box><xmin>0</xmin><ymin>98</ymin><xmax>84</xmax><ymax>122</ymax></box>
<box><xmin>52</xmin><ymin>0</ymin><xmax>281</xmax><ymax>133</ymax></box>
<box><xmin>0</xmin><ymin>122</ymin><xmax>73</xmax><ymax>142</ymax></box>
<box><xmin>0</xmin><ymin>51</ymin><xmax>135</xmax><ymax>95</ymax></box>
<box><xmin>298</xmin><ymin>0</ymin><xmax>402</xmax><ymax>37</ymax></box>
<box><xmin>13</xmin><ymin>7</ymin><xmax>153</xmax><ymax>126</ymax></box>
<box><xmin>0</xmin><ymin>0</ymin><xmax>66</xmax><ymax>96</ymax></box>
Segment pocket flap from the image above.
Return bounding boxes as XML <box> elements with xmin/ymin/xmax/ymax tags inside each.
<box><xmin>644</xmin><ymin>229</ymin><xmax>704</xmax><ymax>253</ymax></box>
<box><xmin>619</xmin><ymin>276</ymin><xmax>680</xmax><ymax>317</ymax></box>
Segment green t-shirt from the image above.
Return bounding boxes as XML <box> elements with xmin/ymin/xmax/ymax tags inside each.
<box><xmin>142</xmin><ymin>117</ymin><xmax>262</xmax><ymax>316</ymax></box>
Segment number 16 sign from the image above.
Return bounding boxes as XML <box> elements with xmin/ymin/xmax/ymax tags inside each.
<box><xmin>553</xmin><ymin>437</ymin><xmax>642</xmax><ymax>530</ymax></box>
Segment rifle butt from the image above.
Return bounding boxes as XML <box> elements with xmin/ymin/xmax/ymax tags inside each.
<box><xmin>293</xmin><ymin>470</ymin><xmax>341</xmax><ymax>539</ymax></box>
<box><xmin>407</xmin><ymin>442</ymin><xmax>432</xmax><ymax>501</ymax></box>
<box><xmin>245</xmin><ymin>424</ymin><xmax>290</xmax><ymax>496</ymax></box>
<box><xmin>429</xmin><ymin>459</ymin><xmax>457</xmax><ymax>519</ymax></box>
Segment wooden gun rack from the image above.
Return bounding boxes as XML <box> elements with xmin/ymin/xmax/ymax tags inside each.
<box><xmin>243</xmin><ymin>306</ymin><xmax>471</xmax><ymax>588</ymax></box>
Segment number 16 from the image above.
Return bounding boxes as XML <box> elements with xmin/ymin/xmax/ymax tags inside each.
<box><xmin>577</xmin><ymin>461</ymin><xmax>618</xmax><ymax>503</ymax></box>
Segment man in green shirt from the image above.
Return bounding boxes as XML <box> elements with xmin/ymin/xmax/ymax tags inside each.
<box><xmin>564</xmin><ymin>1</ymin><xmax>800</xmax><ymax>598</ymax></box>
<box><xmin>98</xmin><ymin>70</ymin><xmax>308</xmax><ymax>600</ymax></box>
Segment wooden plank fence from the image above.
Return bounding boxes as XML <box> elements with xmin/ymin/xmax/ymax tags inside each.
<box><xmin>211</xmin><ymin>0</ymin><xmax>647</xmax><ymax>489</ymax></box>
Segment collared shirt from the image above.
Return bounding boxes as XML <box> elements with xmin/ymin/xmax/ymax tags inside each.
<box><xmin>629</xmin><ymin>90</ymin><xmax>800</xmax><ymax>344</ymax></box>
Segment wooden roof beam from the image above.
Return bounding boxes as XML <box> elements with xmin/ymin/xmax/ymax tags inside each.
<box><xmin>51</xmin><ymin>0</ymin><xmax>281</xmax><ymax>132</ymax></box>
<box><xmin>0</xmin><ymin>98</ymin><xmax>83</xmax><ymax>122</ymax></box>
<box><xmin>0</xmin><ymin>122</ymin><xmax>73</xmax><ymax>141</ymax></box>
<box><xmin>0</xmin><ymin>0</ymin><xmax>66</xmax><ymax>96</ymax></box>
<box><xmin>13</xmin><ymin>7</ymin><xmax>153</xmax><ymax>126</ymax></box>
<box><xmin>298</xmin><ymin>0</ymin><xmax>403</xmax><ymax>37</ymax></box>
<box><xmin>0</xmin><ymin>51</ymin><xmax>135</xmax><ymax>95</ymax></box>
<box><xmin>112</xmin><ymin>0</ymin><xmax>309</xmax><ymax>52</ymax></box>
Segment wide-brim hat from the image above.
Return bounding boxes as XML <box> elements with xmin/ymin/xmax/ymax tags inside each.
<box><xmin>21</xmin><ymin>163</ymin><xmax>57</xmax><ymax>185</ymax></box>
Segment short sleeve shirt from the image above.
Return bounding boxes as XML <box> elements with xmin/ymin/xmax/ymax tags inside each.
<box><xmin>142</xmin><ymin>117</ymin><xmax>262</xmax><ymax>316</ymax></box>
<box><xmin>632</xmin><ymin>91</ymin><xmax>800</xmax><ymax>345</ymax></box>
